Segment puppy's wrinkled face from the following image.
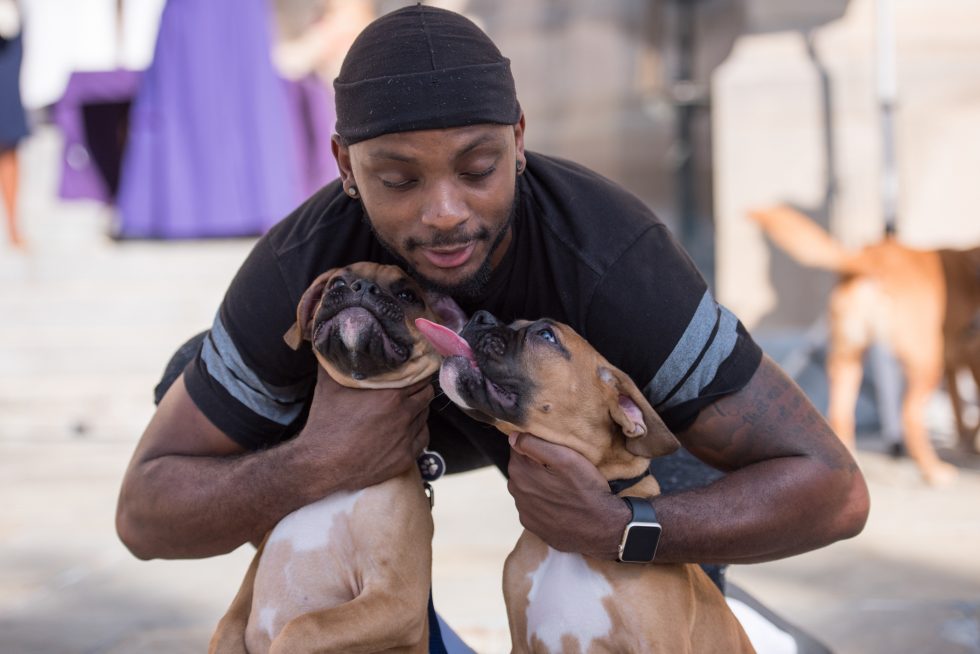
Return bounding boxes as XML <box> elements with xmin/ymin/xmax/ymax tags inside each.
<box><xmin>284</xmin><ymin>262</ymin><xmax>465</xmax><ymax>389</ymax></box>
<box><xmin>418</xmin><ymin>311</ymin><xmax>679</xmax><ymax>467</ymax></box>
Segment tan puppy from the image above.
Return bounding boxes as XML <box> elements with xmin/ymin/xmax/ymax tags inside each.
<box><xmin>209</xmin><ymin>262</ymin><xmax>464</xmax><ymax>654</ymax></box>
<box><xmin>750</xmin><ymin>205</ymin><xmax>980</xmax><ymax>485</ymax></box>
<box><xmin>417</xmin><ymin>311</ymin><xmax>755</xmax><ymax>654</ymax></box>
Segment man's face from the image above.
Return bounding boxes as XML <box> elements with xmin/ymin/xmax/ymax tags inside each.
<box><xmin>334</xmin><ymin>120</ymin><xmax>525</xmax><ymax>299</ymax></box>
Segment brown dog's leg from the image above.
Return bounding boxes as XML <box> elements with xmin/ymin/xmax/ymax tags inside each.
<box><xmin>901</xmin><ymin>359</ymin><xmax>957</xmax><ymax>485</ymax></box>
<box><xmin>953</xmin><ymin>340</ymin><xmax>980</xmax><ymax>452</ymax></box>
<box><xmin>502</xmin><ymin>531</ymin><xmax>546</xmax><ymax>654</ymax></box>
<box><xmin>209</xmin><ymin>539</ymin><xmax>267</xmax><ymax>654</ymax></box>
<box><xmin>826</xmin><ymin>345</ymin><xmax>863</xmax><ymax>451</ymax></box>
<box><xmin>268</xmin><ymin>589</ymin><xmax>429</xmax><ymax>654</ymax></box>
<box><xmin>946</xmin><ymin>367</ymin><xmax>976</xmax><ymax>451</ymax></box>
<box><xmin>969</xmin><ymin>351</ymin><xmax>980</xmax><ymax>450</ymax></box>
<box><xmin>825</xmin><ymin>280</ymin><xmax>874</xmax><ymax>452</ymax></box>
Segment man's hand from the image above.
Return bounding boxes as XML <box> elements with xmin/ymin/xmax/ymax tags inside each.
<box><xmin>507</xmin><ymin>432</ymin><xmax>631</xmax><ymax>560</ymax></box>
<box><xmin>296</xmin><ymin>366</ymin><xmax>434</xmax><ymax>499</ymax></box>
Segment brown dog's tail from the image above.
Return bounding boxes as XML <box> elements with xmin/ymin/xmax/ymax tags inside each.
<box><xmin>749</xmin><ymin>205</ymin><xmax>866</xmax><ymax>275</ymax></box>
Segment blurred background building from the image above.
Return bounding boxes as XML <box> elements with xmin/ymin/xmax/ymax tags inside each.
<box><xmin>9</xmin><ymin>0</ymin><xmax>980</xmax><ymax>425</ymax></box>
<box><xmin>16</xmin><ymin>0</ymin><xmax>978</xmax><ymax>301</ymax></box>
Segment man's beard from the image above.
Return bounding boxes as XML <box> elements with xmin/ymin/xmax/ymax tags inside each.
<box><xmin>363</xmin><ymin>190</ymin><xmax>518</xmax><ymax>301</ymax></box>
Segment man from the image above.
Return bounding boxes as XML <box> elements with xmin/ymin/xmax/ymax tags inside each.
<box><xmin>116</xmin><ymin>4</ymin><xmax>869</xmax><ymax>650</ymax></box>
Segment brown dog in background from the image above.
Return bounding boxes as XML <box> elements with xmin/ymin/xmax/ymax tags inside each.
<box><xmin>750</xmin><ymin>205</ymin><xmax>980</xmax><ymax>485</ymax></box>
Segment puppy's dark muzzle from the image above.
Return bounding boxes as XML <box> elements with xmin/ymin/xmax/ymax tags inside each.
<box><xmin>462</xmin><ymin>310</ymin><xmax>509</xmax><ymax>356</ymax></box>
<box><xmin>459</xmin><ymin>310</ymin><xmax>523</xmax><ymax>382</ymax></box>
<box><xmin>311</xmin><ymin>276</ymin><xmax>416</xmax><ymax>379</ymax></box>
<box><xmin>469</xmin><ymin>310</ymin><xmax>501</xmax><ymax>328</ymax></box>
<box><xmin>348</xmin><ymin>278</ymin><xmax>379</xmax><ymax>298</ymax></box>
<box><xmin>323</xmin><ymin>277</ymin><xmax>405</xmax><ymax>323</ymax></box>
<box><xmin>440</xmin><ymin>309</ymin><xmax>530</xmax><ymax>426</ymax></box>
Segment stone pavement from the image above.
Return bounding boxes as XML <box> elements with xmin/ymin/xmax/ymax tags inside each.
<box><xmin>2</xmin><ymin>127</ymin><xmax>979</xmax><ymax>653</ymax></box>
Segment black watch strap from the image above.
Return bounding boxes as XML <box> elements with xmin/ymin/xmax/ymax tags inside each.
<box><xmin>623</xmin><ymin>496</ymin><xmax>658</xmax><ymax>524</ymax></box>
<box><xmin>619</xmin><ymin>496</ymin><xmax>662</xmax><ymax>563</ymax></box>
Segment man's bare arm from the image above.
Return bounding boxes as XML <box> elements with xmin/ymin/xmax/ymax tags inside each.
<box><xmin>116</xmin><ymin>369</ymin><xmax>433</xmax><ymax>560</ymax></box>
<box><xmin>651</xmin><ymin>355</ymin><xmax>869</xmax><ymax>563</ymax></box>
<box><xmin>506</xmin><ymin>355</ymin><xmax>870</xmax><ymax>563</ymax></box>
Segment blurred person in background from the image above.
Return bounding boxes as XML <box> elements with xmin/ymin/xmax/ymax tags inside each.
<box><xmin>273</xmin><ymin>0</ymin><xmax>375</xmax><ymax>83</ymax></box>
<box><xmin>115</xmin><ymin>0</ymin><xmax>339</xmax><ymax>239</ymax></box>
<box><xmin>0</xmin><ymin>0</ymin><xmax>28</xmax><ymax>249</ymax></box>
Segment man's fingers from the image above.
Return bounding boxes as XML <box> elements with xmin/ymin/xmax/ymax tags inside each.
<box><xmin>409</xmin><ymin>412</ymin><xmax>430</xmax><ymax>456</ymax></box>
<box><xmin>412</xmin><ymin>434</ymin><xmax>430</xmax><ymax>461</ymax></box>
<box><xmin>509</xmin><ymin>432</ymin><xmax>574</xmax><ymax>468</ymax></box>
<box><xmin>314</xmin><ymin>365</ymin><xmax>342</xmax><ymax>388</ymax></box>
<box><xmin>509</xmin><ymin>432</ymin><xmax>612</xmax><ymax>493</ymax></box>
<box><xmin>406</xmin><ymin>378</ymin><xmax>436</xmax><ymax>399</ymax></box>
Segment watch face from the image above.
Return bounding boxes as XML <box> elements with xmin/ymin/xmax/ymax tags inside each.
<box><xmin>621</xmin><ymin>523</ymin><xmax>662</xmax><ymax>562</ymax></box>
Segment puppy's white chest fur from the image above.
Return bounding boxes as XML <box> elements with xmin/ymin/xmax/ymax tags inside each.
<box><xmin>248</xmin><ymin>491</ymin><xmax>363</xmax><ymax>645</ymax></box>
<box><xmin>267</xmin><ymin>490</ymin><xmax>361</xmax><ymax>551</ymax></box>
<box><xmin>525</xmin><ymin>547</ymin><xmax>613</xmax><ymax>651</ymax></box>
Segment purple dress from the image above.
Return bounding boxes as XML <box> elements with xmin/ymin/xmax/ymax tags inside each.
<box><xmin>116</xmin><ymin>0</ymin><xmax>336</xmax><ymax>239</ymax></box>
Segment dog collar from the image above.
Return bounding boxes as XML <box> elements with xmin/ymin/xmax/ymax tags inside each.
<box><xmin>608</xmin><ymin>469</ymin><xmax>652</xmax><ymax>495</ymax></box>
<box><xmin>417</xmin><ymin>449</ymin><xmax>446</xmax><ymax>511</ymax></box>
<box><xmin>417</xmin><ymin>449</ymin><xmax>446</xmax><ymax>482</ymax></box>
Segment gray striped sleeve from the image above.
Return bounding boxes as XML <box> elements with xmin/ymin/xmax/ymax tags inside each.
<box><xmin>644</xmin><ymin>290</ymin><xmax>740</xmax><ymax>411</ymax></box>
<box><xmin>200</xmin><ymin>313</ymin><xmax>310</xmax><ymax>425</ymax></box>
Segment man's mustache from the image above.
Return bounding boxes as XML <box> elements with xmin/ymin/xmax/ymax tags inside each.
<box><xmin>405</xmin><ymin>227</ymin><xmax>492</xmax><ymax>250</ymax></box>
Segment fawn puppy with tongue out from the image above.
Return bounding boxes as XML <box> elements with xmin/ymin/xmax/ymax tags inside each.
<box><xmin>417</xmin><ymin>311</ymin><xmax>755</xmax><ymax>654</ymax></box>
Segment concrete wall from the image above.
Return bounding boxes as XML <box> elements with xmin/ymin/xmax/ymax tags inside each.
<box><xmin>117</xmin><ymin>0</ymin><xmax>971</xmax><ymax>327</ymax></box>
<box><xmin>458</xmin><ymin>0</ymin><xmax>746</xmax><ymax>281</ymax></box>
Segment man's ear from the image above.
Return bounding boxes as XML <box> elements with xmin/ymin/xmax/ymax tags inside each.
<box><xmin>598</xmin><ymin>364</ymin><xmax>679</xmax><ymax>459</ymax></box>
<box><xmin>331</xmin><ymin>134</ymin><xmax>352</xmax><ymax>181</ymax></box>
<box><xmin>513</xmin><ymin>113</ymin><xmax>526</xmax><ymax>164</ymax></box>
<box><xmin>422</xmin><ymin>290</ymin><xmax>467</xmax><ymax>333</ymax></box>
<box><xmin>283</xmin><ymin>270</ymin><xmax>337</xmax><ymax>350</ymax></box>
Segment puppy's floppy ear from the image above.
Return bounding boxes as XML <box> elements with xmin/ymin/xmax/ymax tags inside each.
<box><xmin>598</xmin><ymin>364</ymin><xmax>679</xmax><ymax>459</ymax></box>
<box><xmin>422</xmin><ymin>290</ymin><xmax>467</xmax><ymax>332</ymax></box>
<box><xmin>283</xmin><ymin>270</ymin><xmax>337</xmax><ymax>350</ymax></box>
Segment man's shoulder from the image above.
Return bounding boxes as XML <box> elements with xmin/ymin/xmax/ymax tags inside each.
<box><xmin>524</xmin><ymin>152</ymin><xmax>654</xmax><ymax>215</ymax></box>
<box><xmin>522</xmin><ymin>152</ymin><xmax>664</xmax><ymax>274</ymax></box>
<box><xmin>254</xmin><ymin>178</ymin><xmax>388</xmax><ymax>294</ymax></box>
<box><xmin>263</xmin><ymin>178</ymin><xmax>363</xmax><ymax>255</ymax></box>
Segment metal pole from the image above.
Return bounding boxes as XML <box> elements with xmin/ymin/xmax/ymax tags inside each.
<box><xmin>874</xmin><ymin>0</ymin><xmax>904</xmax><ymax>451</ymax></box>
<box><xmin>670</xmin><ymin>0</ymin><xmax>712</xmax><ymax>285</ymax></box>
<box><xmin>876</xmin><ymin>0</ymin><xmax>899</xmax><ymax>236</ymax></box>
<box><xmin>115</xmin><ymin>0</ymin><xmax>124</xmax><ymax>68</ymax></box>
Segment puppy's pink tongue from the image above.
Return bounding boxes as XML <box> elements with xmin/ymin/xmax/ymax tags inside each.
<box><xmin>415</xmin><ymin>318</ymin><xmax>475</xmax><ymax>362</ymax></box>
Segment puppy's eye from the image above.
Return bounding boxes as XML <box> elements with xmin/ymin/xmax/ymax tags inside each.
<box><xmin>397</xmin><ymin>288</ymin><xmax>421</xmax><ymax>304</ymax></box>
<box><xmin>329</xmin><ymin>278</ymin><xmax>347</xmax><ymax>289</ymax></box>
<box><xmin>536</xmin><ymin>327</ymin><xmax>558</xmax><ymax>344</ymax></box>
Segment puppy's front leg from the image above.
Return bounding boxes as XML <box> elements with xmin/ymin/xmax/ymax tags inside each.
<box><xmin>269</xmin><ymin>586</ymin><xmax>430</xmax><ymax>654</ymax></box>
<box><xmin>210</xmin><ymin>536</ymin><xmax>268</xmax><ymax>654</ymax></box>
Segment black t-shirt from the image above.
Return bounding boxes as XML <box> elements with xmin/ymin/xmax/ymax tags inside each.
<box><xmin>184</xmin><ymin>151</ymin><xmax>762</xmax><ymax>477</ymax></box>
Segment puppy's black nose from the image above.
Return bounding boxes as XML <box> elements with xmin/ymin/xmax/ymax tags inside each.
<box><xmin>471</xmin><ymin>310</ymin><xmax>500</xmax><ymax>327</ymax></box>
<box><xmin>349</xmin><ymin>279</ymin><xmax>380</xmax><ymax>297</ymax></box>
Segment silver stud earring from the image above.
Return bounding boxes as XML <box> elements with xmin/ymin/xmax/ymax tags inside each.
<box><xmin>347</xmin><ymin>185</ymin><xmax>359</xmax><ymax>199</ymax></box>
<box><xmin>516</xmin><ymin>160</ymin><xmax>525</xmax><ymax>175</ymax></box>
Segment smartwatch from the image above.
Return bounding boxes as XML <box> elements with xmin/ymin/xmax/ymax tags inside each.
<box><xmin>618</xmin><ymin>496</ymin><xmax>662</xmax><ymax>563</ymax></box>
